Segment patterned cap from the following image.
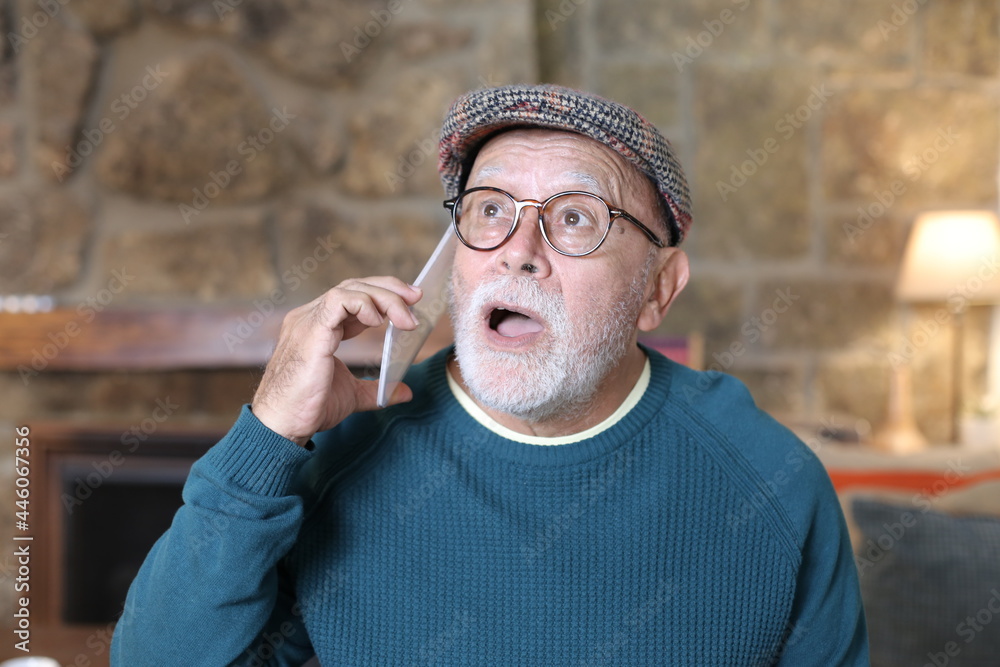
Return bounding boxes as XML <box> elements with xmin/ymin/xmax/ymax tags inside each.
<box><xmin>438</xmin><ymin>84</ymin><xmax>692</xmax><ymax>245</ymax></box>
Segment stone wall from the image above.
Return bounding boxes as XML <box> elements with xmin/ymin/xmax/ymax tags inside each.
<box><xmin>1</xmin><ymin>0</ymin><xmax>999</xmax><ymax>658</ymax></box>
<box><xmin>538</xmin><ymin>0</ymin><xmax>1000</xmax><ymax>441</ymax></box>
<box><xmin>2</xmin><ymin>0</ymin><xmax>999</xmax><ymax>440</ymax></box>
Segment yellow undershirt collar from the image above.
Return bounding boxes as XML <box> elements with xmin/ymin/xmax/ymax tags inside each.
<box><xmin>446</xmin><ymin>355</ymin><xmax>651</xmax><ymax>445</ymax></box>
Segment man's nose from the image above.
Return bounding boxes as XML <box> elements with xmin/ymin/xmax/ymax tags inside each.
<box><xmin>495</xmin><ymin>205</ymin><xmax>551</xmax><ymax>277</ymax></box>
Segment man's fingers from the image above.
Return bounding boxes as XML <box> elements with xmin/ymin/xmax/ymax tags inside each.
<box><xmin>338</xmin><ymin>276</ymin><xmax>422</xmax><ymax>305</ymax></box>
<box><xmin>251</xmin><ymin>276</ymin><xmax>424</xmax><ymax>443</ymax></box>
<box><xmin>321</xmin><ymin>281</ymin><xmax>422</xmax><ymax>338</ymax></box>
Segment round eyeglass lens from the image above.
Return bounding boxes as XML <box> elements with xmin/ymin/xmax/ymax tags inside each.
<box><xmin>541</xmin><ymin>193</ymin><xmax>609</xmax><ymax>255</ymax></box>
<box><xmin>456</xmin><ymin>190</ymin><xmax>517</xmax><ymax>249</ymax></box>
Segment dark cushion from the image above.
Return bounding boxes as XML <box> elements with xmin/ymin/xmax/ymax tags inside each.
<box><xmin>852</xmin><ymin>497</ymin><xmax>1000</xmax><ymax>667</ymax></box>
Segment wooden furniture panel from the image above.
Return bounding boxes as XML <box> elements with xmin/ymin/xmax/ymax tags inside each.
<box><xmin>0</xmin><ymin>307</ymin><xmax>455</xmax><ymax>372</ymax></box>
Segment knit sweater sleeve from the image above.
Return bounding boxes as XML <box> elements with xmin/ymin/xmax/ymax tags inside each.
<box><xmin>674</xmin><ymin>364</ymin><xmax>869</xmax><ymax>665</ymax></box>
<box><xmin>110</xmin><ymin>405</ymin><xmax>317</xmax><ymax>667</ymax></box>
<box><xmin>772</xmin><ymin>454</ymin><xmax>869</xmax><ymax>666</ymax></box>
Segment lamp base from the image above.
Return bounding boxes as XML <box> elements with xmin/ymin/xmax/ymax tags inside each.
<box><xmin>872</xmin><ymin>419</ymin><xmax>928</xmax><ymax>454</ymax></box>
<box><xmin>873</xmin><ymin>361</ymin><xmax>929</xmax><ymax>454</ymax></box>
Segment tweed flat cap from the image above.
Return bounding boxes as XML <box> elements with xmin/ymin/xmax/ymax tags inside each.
<box><xmin>438</xmin><ymin>84</ymin><xmax>692</xmax><ymax>245</ymax></box>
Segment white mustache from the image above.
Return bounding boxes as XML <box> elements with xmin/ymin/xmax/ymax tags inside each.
<box><xmin>466</xmin><ymin>275</ymin><xmax>565</xmax><ymax>323</ymax></box>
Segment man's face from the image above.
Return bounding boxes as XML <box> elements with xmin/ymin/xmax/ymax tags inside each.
<box><xmin>448</xmin><ymin>129</ymin><xmax>672</xmax><ymax>422</ymax></box>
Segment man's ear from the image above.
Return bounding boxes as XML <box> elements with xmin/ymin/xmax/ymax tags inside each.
<box><xmin>637</xmin><ymin>248</ymin><xmax>689</xmax><ymax>332</ymax></box>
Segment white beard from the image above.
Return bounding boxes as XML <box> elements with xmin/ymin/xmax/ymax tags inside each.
<box><xmin>448</xmin><ymin>269</ymin><xmax>649</xmax><ymax>423</ymax></box>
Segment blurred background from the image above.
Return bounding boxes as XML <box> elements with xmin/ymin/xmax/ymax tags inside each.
<box><xmin>1</xmin><ymin>0</ymin><xmax>1000</xmax><ymax>664</ymax></box>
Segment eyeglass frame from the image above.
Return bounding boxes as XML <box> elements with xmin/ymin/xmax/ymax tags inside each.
<box><xmin>442</xmin><ymin>186</ymin><xmax>667</xmax><ymax>258</ymax></box>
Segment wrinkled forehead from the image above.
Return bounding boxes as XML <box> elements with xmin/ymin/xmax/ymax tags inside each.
<box><xmin>466</xmin><ymin>128</ymin><xmax>651</xmax><ymax>202</ymax></box>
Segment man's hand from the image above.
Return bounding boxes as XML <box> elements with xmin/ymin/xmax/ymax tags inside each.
<box><xmin>251</xmin><ymin>277</ymin><xmax>422</xmax><ymax>447</ymax></box>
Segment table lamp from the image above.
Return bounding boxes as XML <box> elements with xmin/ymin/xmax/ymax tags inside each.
<box><xmin>887</xmin><ymin>210</ymin><xmax>1000</xmax><ymax>448</ymax></box>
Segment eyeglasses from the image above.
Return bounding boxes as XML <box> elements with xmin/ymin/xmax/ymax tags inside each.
<box><xmin>443</xmin><ymin>187</ymin><xmax>666</xmax><ymax>257</ymax></box>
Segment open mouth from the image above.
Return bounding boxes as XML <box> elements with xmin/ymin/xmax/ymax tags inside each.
<box><xmin>488</xmin><ymin>306</ymin><xmax>544</xmax><ymax>338</ymax></box>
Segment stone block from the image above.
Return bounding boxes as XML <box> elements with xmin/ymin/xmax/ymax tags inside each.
<box><xmin>731</xmin><ymin>365</ymin><xmax>806</xmax><ymax>416</ymax></box>
<box><xmin>287</xmin><ymin>102</ymin><xmax>346</xmax><ymax>176</ymax></box>
<box><xmin>818</xmin><ymin>353</ymin><xmax>891</xmax><ymax>431</ymax></box>
<box><xmin>772</xmin><ymin>0</ymin><xmax>912</xmax><ymax>71</ymax></box>
<box><xmin>0</xmin><ymin>121</ymin><xmax>19</xmax><ymax>178</ymax></box>
<box><xmin>342</xmin><ymin>70</ymin><xmax>465</xmax><ymax>198</ymax></box>
<box><xmin>472</xmin><ymin>8</ymin><xmax>537</xmax><ymax>86</ymax></box>
<box><xmin>653</xmin><ymin>274</ymin><xmax>745</xmax><ymax>360</ymax></box>
<box><xmin>923</xmin><ymin>0</ymin><xmax>999</xmax><ymax>76</ymax></box>
<box><xmin>691</xmin><ymin>64</ymin><xmax>817</xmax><ymax>260</ymax></box>
<box><xmin>276</xmin><ymin>200</ymin><xmax>444</xmax><ymax>301</ymax></box>
<box><xmin>823</xmin><ymin>88</ymin><xmax>998</xmax><ymax>208</ymax></box>
<box><xmin>596</xmin><ymin>62</ymin><xmax>680</xmax><ymax>129</ymax></box>
<box><xmin>535</xmin><ymin>0</ymin><xmax>585</xmax><ymax>87</ymax></box>
<box><xmin>24</xmin><ymin>10</ymin><xmax>99</xmax><ymax>180</ymax></box>
<box><xmin>826</xmin><ymin>208</ymin><xmax>907</xmax><ymax>267</ymax></box>
<box><xmin>95</xmin><ymin>50</ymin><xmax>299</xmax><ymax>204</ymax></box>
<box><xmin>0</xmin><ymin>0</ymin><xmax>18</xmax><ymax>107</ymax></box>
<box><xmin>421</xmin><ymin>0</ymin><xmax>524</xmax><ymax>6</ymax></box>
<box><xmin>100</xmin><ymin>212</ymin><xmax>277</xmax><ymax>300</ymax></box>
<box><xmin>146</xmin><ymin>0</ymin><xmax>388</xmax><ymax>86</ymax></box>
<box><xmin>0</xmin><ymin>188</ymin><xmax>90</xmax><ymax>292</ymax></box>
<box><xmin>394</xmin><ymin>22</ymin><xmax>473</xmax><ymax>60</ymax></box>
<box><xmin>595</xmin><ymin>0</ymin><xmax>766</xmax><ymax>60</ymax></box>
<box><xmin>751</xmin><ymin>279</ymin><xmax>895</xmax><ymax>350</ymax></box>
<box><xmin>72</xmin><ymin>0</ymin><xmax>139</xmax><ymax>38</ymax></box>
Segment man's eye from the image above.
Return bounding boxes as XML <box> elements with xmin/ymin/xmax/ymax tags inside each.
<box><xmin>560</xmin><ymin>210</ymin><xmax>592</xmax><ymax>227</ymax></box>
<box><xmin>483</xmin><ymin>203</ymin><xmax>500</xmax><ymax>217</ymax></box>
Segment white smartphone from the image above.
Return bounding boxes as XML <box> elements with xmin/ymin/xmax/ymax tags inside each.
<box><xmin>376</xmin><ymin>229</ymin><xmax>456</xmax><ymax>407</ymax></box>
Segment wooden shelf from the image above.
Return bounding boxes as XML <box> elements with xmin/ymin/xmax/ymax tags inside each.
<box><xmin>0</xmin><ymin>307</ymin><xmax>454</xmax><ymax>372</ymax></box>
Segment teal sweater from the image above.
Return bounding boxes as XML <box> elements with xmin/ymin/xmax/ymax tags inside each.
<box><xmin>112</xmin><ymin>347</ymin><xmax>868</xmax><ymax>665</ymax></box>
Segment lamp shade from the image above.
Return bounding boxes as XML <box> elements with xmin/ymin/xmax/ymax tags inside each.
<box><xmin>896</xmin><ymin>210</ymin><xmax>1000</xmax><ymax>304</ymax></box>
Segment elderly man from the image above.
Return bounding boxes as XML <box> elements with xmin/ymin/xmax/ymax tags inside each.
<box><xmin>112</xmin><ymin>85</ymin><xmax>868</xmax><ymax>665</ymax></box>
